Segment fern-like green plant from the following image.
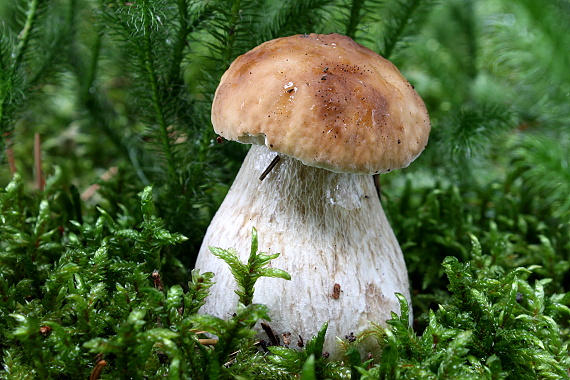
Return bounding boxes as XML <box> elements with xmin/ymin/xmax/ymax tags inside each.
<box><xmin>0</xmin><ymin>176</ymin><xmax>215</xmax><ymax>378</ymax></box>
<box><xmin>209</xmin><ymin>227</ymin><xmax>291</xmax><ymax>307</ymax></box>
<box><xmin>267</xmin><ymin>322</ymin><xmax>351</xmax><ymax>379</ymax></box>
<box><xmin>507</xmin><ymin>135</ymin><xmax>570</xmax><ymax>223</ymax></box>
<box><xmin>357</xmin><ymin>237</ymin><xmax>570</xmax><ymax>379</ymax></box>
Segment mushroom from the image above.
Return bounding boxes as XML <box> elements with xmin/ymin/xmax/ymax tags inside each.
<box><xmin>194</xmin><ymin>33</ymin><xmax>430</xmax><ymax>356</ymax></box>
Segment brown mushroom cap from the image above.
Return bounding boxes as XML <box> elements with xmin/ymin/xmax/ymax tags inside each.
<box><xmin>212</xmin><ymin>33</ymin><xmax>431</xmax><ymax>174</ymax></box>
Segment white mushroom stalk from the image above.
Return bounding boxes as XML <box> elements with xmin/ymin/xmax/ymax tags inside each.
<box><xmin>195</xmin><ymin>144</ymin><xmax>410</xmax><ymax>355</ymax></box>
<box><xmin>193</xmin><ymin>33</ymin><xmax>431</xmax><ymax>357</ymax></box>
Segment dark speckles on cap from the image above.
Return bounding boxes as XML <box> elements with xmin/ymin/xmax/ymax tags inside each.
<box><xmin>211</xmin><ymin>33</ymin><xmax>431</xmax><ymax>174</ymax></box>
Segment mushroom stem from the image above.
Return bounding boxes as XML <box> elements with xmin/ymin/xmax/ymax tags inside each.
<box><xmin>194</xmin><ymin>144</ymin><xmax>411</xmax><ymax>356</ymax></box>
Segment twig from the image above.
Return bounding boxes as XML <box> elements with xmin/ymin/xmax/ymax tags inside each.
<box><xmin>80</xmin><ymin>166</ymin><xmax>118</xmax><ymax>201</ymax></box>
<box><xmin>259</xmin><ymin>155</ymin><xmax>280</xmax><ymax>181</ymax></box>
<box><xmin>89</xmin><ymin>358</ymin><xmax>107</xmax><ymax>380</ymax></box>
<box><xmin>34</xmin><ymin>133</ymin><xmax>44</xmax><ymax>191</ymax></box>
<box><xmin>261</xmin><ymin>322</ymin><xmax>280</xmax><ymax>346</ymax></box>
<box><xmin>5</xmin><ymin>135</ymin><xmax>16</xmax><ymax>174</ymax></box>
<box><xmin>190</xmin><ymin>330</ymin><xmax>219</xmax><ymax>346</ymax></box>
<box><xmin>198</xmin><ymin>338</ymin><xmax>218</xmax><ymax>345</ymax></box>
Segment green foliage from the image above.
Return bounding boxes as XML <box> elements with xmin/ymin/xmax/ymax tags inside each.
<box><xmin>268</xmin><ymin>322</ymin><xmax>352</xmax><ymax>379</ymax></box>
<box><xmin>357</xmin><ymin>240</ymin><xmax>570</xmax><ymax>379</ymax></box>
<box><xmin>189</xmin><ymin>303</ymin><xmax>273</xmax><ymax>379</ymax></box>
<box><xmin>0</xmin><ymin>171</ymin><xmax>569</xmax><ymax>377</ymax></box>
<box><xmin>0</xmin><ymin>0</ymin><xmax>568</xmax><ymax>378</ymax></box>
<box><xmin>209</xmin><ymin>227</ymin><xmax>291</xmax><ymax>306</ymax></box>
<box><xmin>0</xmin><ymin>178</ymin><xmax>215</xmax><ymax>378</ymax></box>
<box><xmin>507</xmin><ymin>135</ymin><xmax>570</xmax><ymax>223</ymax></box>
